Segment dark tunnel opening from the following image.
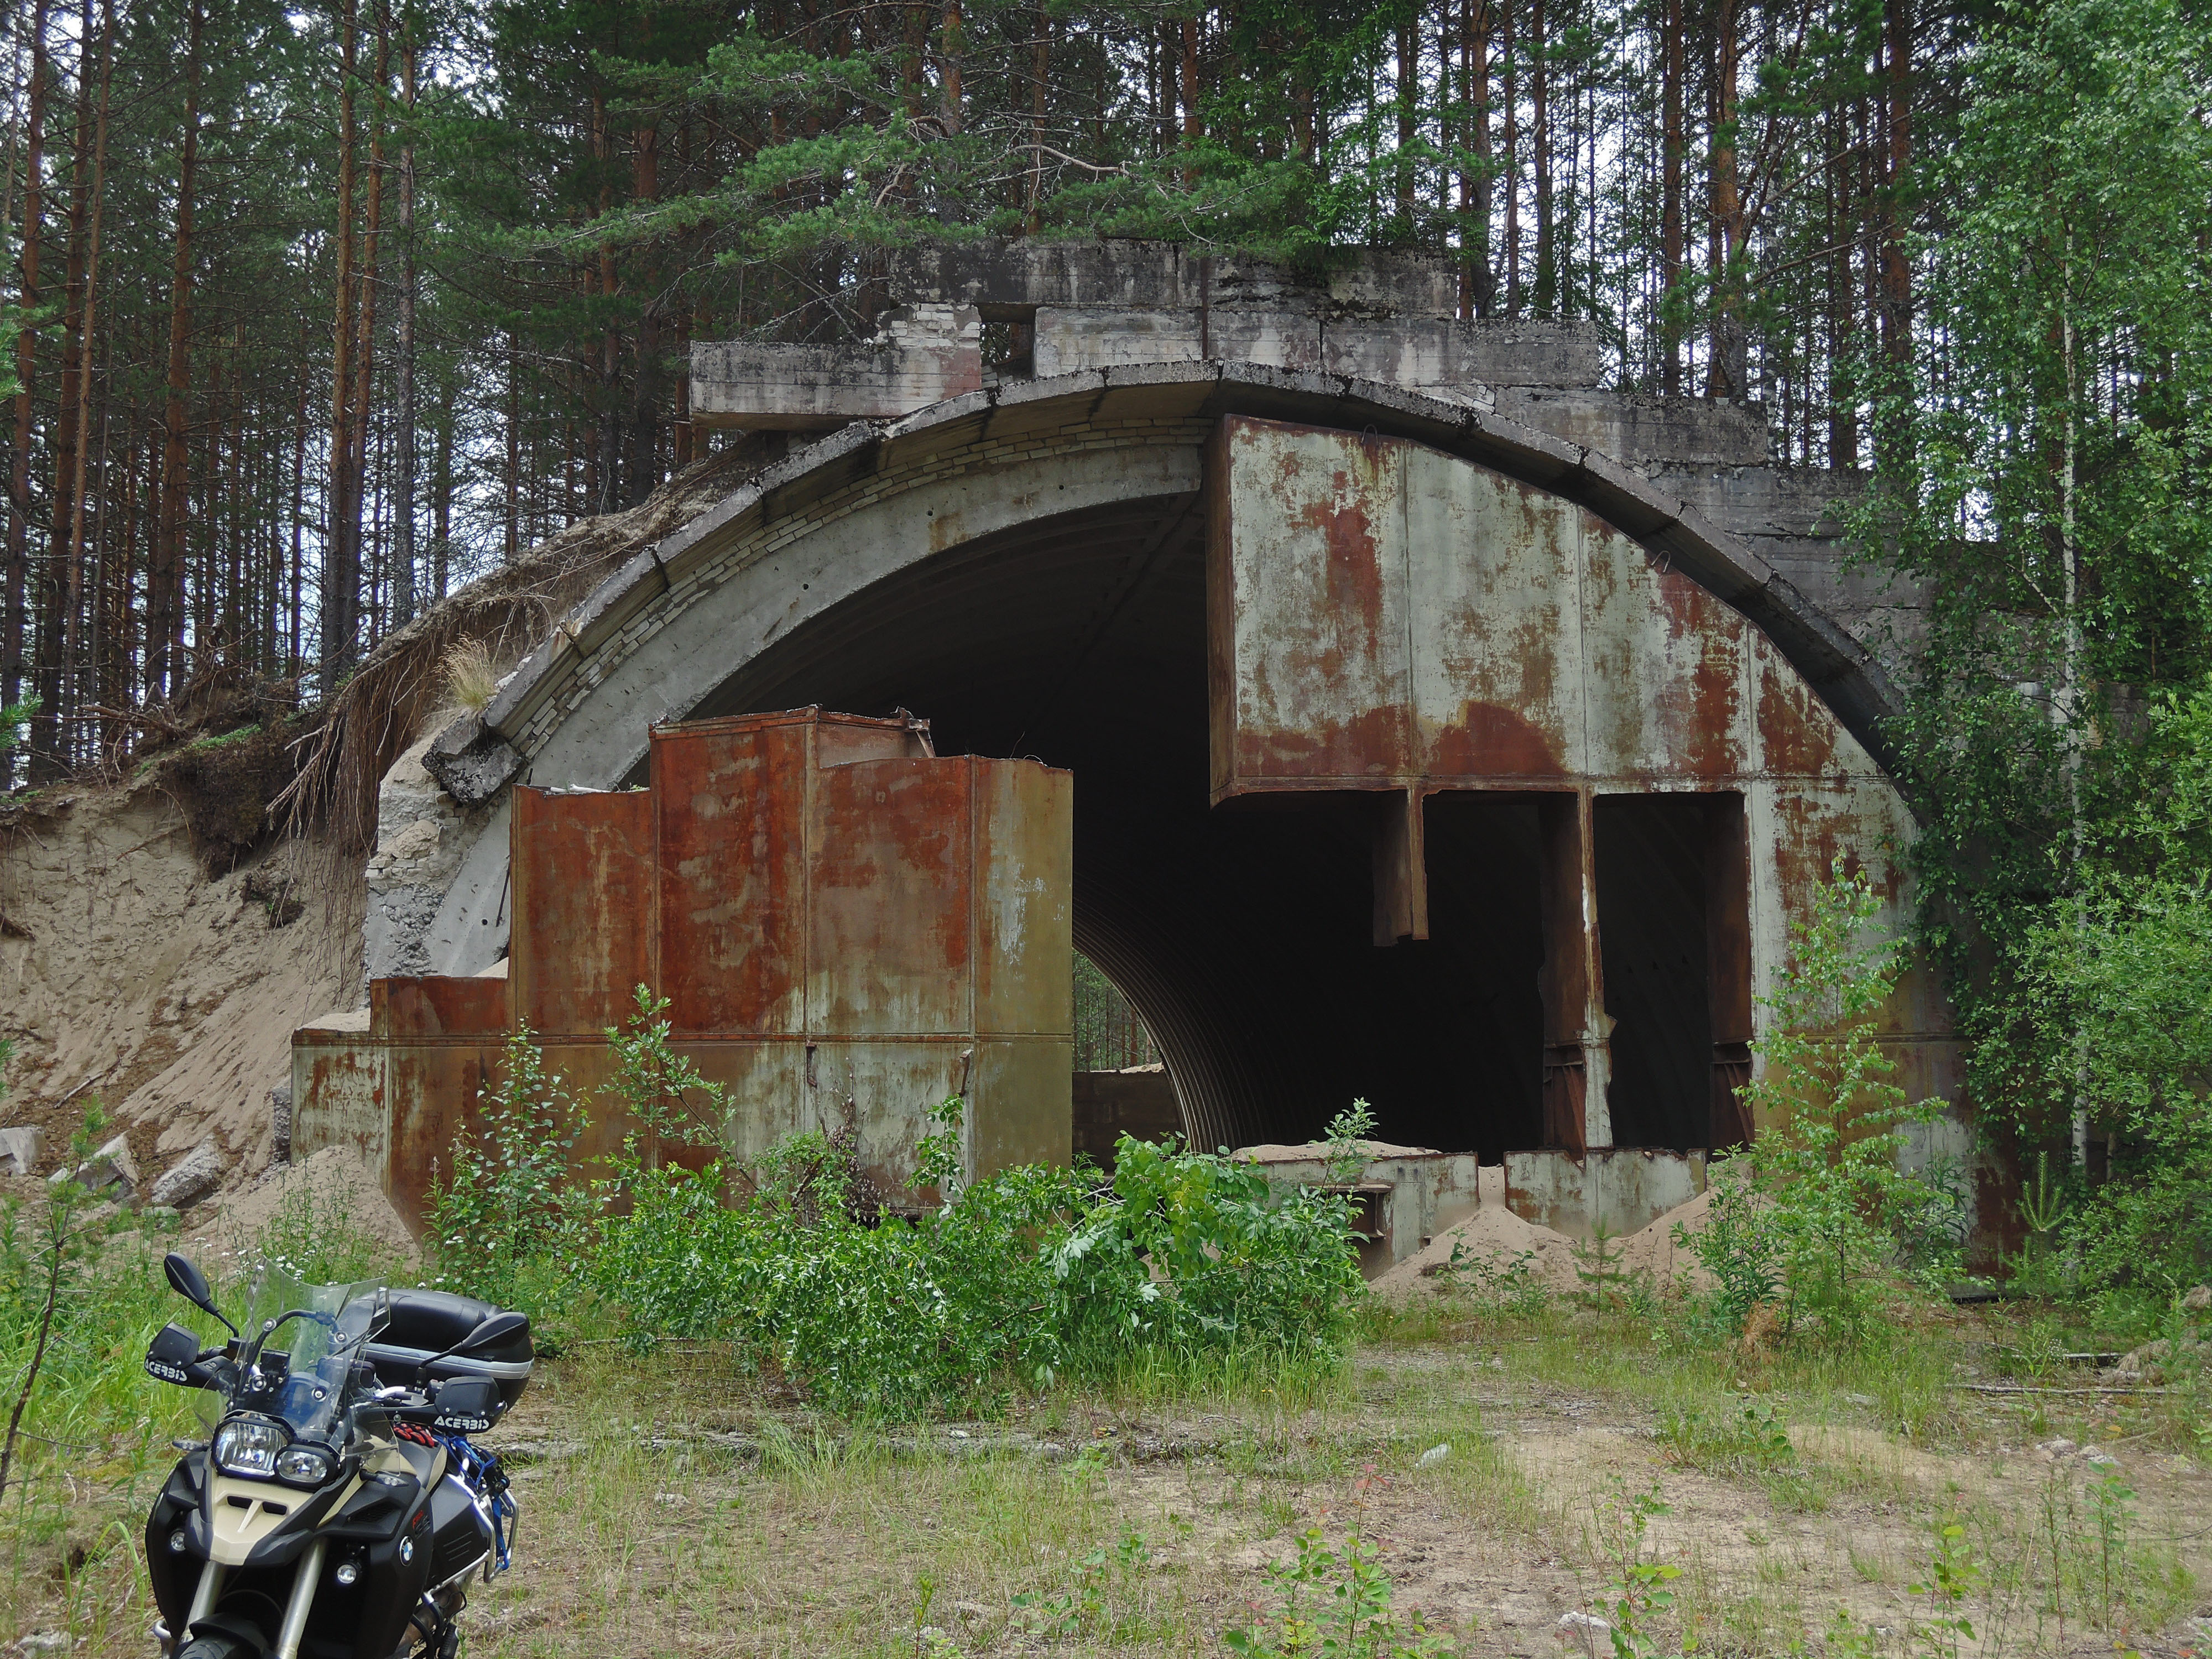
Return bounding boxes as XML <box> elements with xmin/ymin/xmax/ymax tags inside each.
<box><xmin>671</xmin><ymin>497</ymin><xmax>1660</xmax><ymax>1159</ymax></box>
<box><xmin>1594</xmin><ymin>794</ymin><xmax>1718</xmax><ymax>1154</ymax></box>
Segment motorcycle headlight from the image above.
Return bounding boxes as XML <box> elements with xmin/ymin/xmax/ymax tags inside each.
<box><xmin>212</xmin><ymin>1417</ymin><xmax>288</xmax><ymax>1478</ymax></box>
<box><xmin>274</xmin><ymin>1444</ymin><xmax>336</xmax><ymax>1488</ymax></box>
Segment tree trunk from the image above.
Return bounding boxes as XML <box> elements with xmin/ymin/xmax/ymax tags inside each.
<box><xmin>938</xmin><ymin>0</ymin><xmax>962</xmax><ymax>134</ymax></box>
<box><xmin>1459</xmin><ymin>0</ymin><xmax>1493</xmax><ymax>317</ymax></box>
<box><xmin>30</xmin><ymin>0</ymin><xmax>97</xmax><ymax>779</ymax></box>
<box><xmin>1877</xmin><ymin>0</ymin><xmax>1912</xmax><ymax>457</ymax></box>
<box><xmin>504</xmin><ymin>336</ymin><xmax>519</xmax><ymax>562</ymax></box>
<box><xmin>1395</xmin><ymin>12</ymin><xmax>1416</xmax><ymax>238</ymax></box>
<box><xmin>322</xmin><ymin>0</ymin><xmax>360</xmax><ymax>686</ymax></box>
<box><xmin>433</xmin><ymin>367</ymin><xmax>451</xmax><ymax>597</ymax></box>
<box><xmin>1530</xmin><ymin>0</ymin><xmax>1550</xmax><ymax>315</ymax></box>
<box><xmin>152</xmin><ymin>0</ymin><xmax>200</xmax><ymax>703</ymax></box>
<box><xmin>60</xmin><ymin>0</ymin><xmax>112</xmax><ymax>740</ymax></box>
<box><xmin>1025</xmin><ymin>7</ymin><xmax>1047</xmax><ymax>232</ymax></box>
<box><xmin>393</xmin><ymin>28</ymin><xmax>416</xmax><ymax>623</ymax></box>
<box><xmin>627</xmin><ymin>113</ymin><xmax>660</xmax><ymax>506</ymax></box>
<box><xmin>1501</xmin><ymin>0</ymin><xmax>1519</xmax><ymax>316</ymax></box>
<box><xmin>1704</xmin><ymin>0</ymin><xmax>1745</xmax><ymax>399</ymax></box>
<box><xmin>290</xmin><ymin>352</ymin><xmax>306</xmax><ymax>671</ymax></box>
<box><xmin>4</xmin><ymin>0</ymin><xmax>49</xmax><ymax>738</ymax></box>
<box><xmin>343</xmin><ymin>0</ymin><xmax>387</xmax><ymax>625</ymax></box>
<box><xmin>1180</xmin><ymin>17</ymin><xmax>1201</xmax><ymax>189</ymax></box>
<box><xmin>1660</xmin><ymin>0</ymin><xmax>1683</xmax><ymax>395</ymax></box>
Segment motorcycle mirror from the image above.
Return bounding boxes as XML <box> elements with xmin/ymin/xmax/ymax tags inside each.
<box><xmin>456</xmin><ymin>1311</ymin><xmax>528</xmax><ymax>1354</ymax></box>
<box><xmin>163</xmin><ymin>1253</ymin><xmax>239</xmax><ymax>1335</ymax></box>
<box><xmin>416</xmin><ymin>1310</ymin><xmax>529</xmax><ymax>1383</ymax></box>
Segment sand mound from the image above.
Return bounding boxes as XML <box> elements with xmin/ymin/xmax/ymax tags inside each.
<box><xmin>1374</xmin><ymin>1181</ymin><xmax>1715</xmax><ymax>1303</ymax></box>
<box><xmin>188</xmin><ymin>1145</ymin><xmax>419</xmax><ymax>1267</ymax></box>
<box><xmin>0</xmin><ymin>781</ymin><xmax>363</xmax><ymax>1197</ymax></box>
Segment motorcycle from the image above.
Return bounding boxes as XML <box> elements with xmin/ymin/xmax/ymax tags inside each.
<box><xmin>140</xmin><ymin>1251</ymin><xmax>534</xmax><ymax>1659</ymax></box>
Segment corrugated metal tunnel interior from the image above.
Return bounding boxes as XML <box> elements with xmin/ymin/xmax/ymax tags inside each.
<box><xmin>659</xmin><ymin>495</ymin><xmax>1717</xmax><ymax>1160</ymax></box>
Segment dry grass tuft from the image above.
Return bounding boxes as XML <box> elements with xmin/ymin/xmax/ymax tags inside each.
<box><xmin>275</xmin><ymin>436</ymin><xmax>781</xmax><ymax>852</ymax></box>
<box><xmin>439</xmin><ymin>639</ymin><xmax>503</xmax><ymax>716</ymax></box>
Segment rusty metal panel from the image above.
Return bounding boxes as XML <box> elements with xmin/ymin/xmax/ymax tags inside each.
<box><xmin>386</xmin><ymin>1040</ymin><xmax>503</xmax><ymax>1224</ymax></box>
<box><xmin>375</xmin><ymin>975</ymin><xmax>509</xmax><ymax>1039</ymax></box>
<box><xmin>973</xmin><ymin>757</ymin><xmax>1074</xmax><ymax>1037</ymax></box>
<box><xmin>1749</xmin><ymin>630</ymin><xmax>1879</xmax><ymax>781</ymax></box>
<box><xmin>652</xmin><ymin>716</ymin><xmax>809</xmax><ymax>1035</ymax></box>
<box><xmin>1578</xmin><ymin>513</ymin><xmax>1749</xmax><ymax>781</ymax></box>
<box><xmin>679</xmin><ymin>1041</ymin><xmax>810</xmax><ymax>1162</ymax></box>
<box><xmin>1208</xmin><ymin>416</ymin><xmax>1415</xmax><ymax>796</ymax></box>
<box><xmin>805</xmin><ymin>1037</ymin><xmax>973</xmax><ymax>1206</ymax></box>
<box><xmin>1402</xmin><ymin>442</ymin><xmax>1584</xmax><ymax>778</ymax></box>
<box><xmin>807</xmin><ymin>755</ymin><xmax>973</xmax><ymax>1036</ymax></box>
<box><xmin>966</xmin><ymin>1037</ymin><xmax>1075</xmax><ymax>1180</ymax></box>
<box><xmin>291</xmin><ymin>1033</ymin><xmax>388</xmax><ymax>1174</ymax></box>
<box><xmin>512</xmin><ymin>786</ymin><xmax>653</xmax><ymax>1037</ymax></box>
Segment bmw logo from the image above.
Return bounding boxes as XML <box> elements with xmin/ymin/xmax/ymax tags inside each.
<box><xmin>398</xmin><ymin>1537</ymin><xmax>413</xmax><ymax>1563</ymax></box>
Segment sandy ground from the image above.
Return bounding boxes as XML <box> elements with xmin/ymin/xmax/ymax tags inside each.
<box><xmin>1375</xmin><ymin>1185</ymin><xmax>1716</xmax><ymax>1301</ymax></box>
<box><xmin>0</xmin><ymin>779</ymin><xmax>363</xmax><ymax>1203</ymax></box>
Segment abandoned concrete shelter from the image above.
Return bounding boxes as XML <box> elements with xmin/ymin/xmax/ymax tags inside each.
<box><xmin>293</xmin><ymin>239</ymin><xmax>1964</xmax><ymax>1262</ymax></box>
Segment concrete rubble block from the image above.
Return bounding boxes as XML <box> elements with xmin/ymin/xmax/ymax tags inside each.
<box><xmin>422</xmin><ymin>712</ymin><xmax>524</xmax><ymax>806</ymax></box>
<box><xmin>886</xmin><ymin>238</ymin><xmax>1460</xmax><ymax>320</ymax></box>
<box><xmin>1323</xmin><ymin>316</ymin><xmax>1598</xmax><ymax>392</ymax></box>
<box><xmin>50</xmin><ymin>1132</ymin><xmax>140</xmax><ymax>1200</ymax></box>
<box><xmin>1503</xmin><ymin>1146</ymin><xmax>1708</xmax><ymax>1240</ymax></box>
<box><xmin>271</xmin><ymin>1083</ymin><xmax>294</xmax><ymax>1165</ymax></box>
<box><xmin>690</xmin><ymin>305</ymin><xmax>982</xmax><ymax>431</ymax></box>
<box><xmin>0</xmin><ymin>1125</ymin><xmax>43</xmax><ymax>1176</ymax></box>
<box><xmin>150</xmin><ymin>1142</ymin><xmax>226</xmax><ymax>1211</ymax></box>
<box><xmin>1034</xmin><ymin>306</ymin><xmax>1323</xmax><ymax>374</ymax></box>
<box><xmin>888</xmin><ymin>237</ymin><xmax>1189</xmax><ymax>316</ymax></box>
<box><xmin>1498</xmin><ymin>386</ymin><xmax>1770</xmax><ymax>468</ymax></box>
<box><xmin>1651</xmin><ymin>462</ymin><xmax>1860</xmax><ymax>538</ymax></box>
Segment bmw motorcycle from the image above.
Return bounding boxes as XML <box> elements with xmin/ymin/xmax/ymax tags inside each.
<box><xmin>141</xmin><ymin>1252</ymin><xmax>533</xmax><ymax>1659</ymax></box>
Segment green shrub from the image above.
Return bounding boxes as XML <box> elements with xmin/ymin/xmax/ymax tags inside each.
<box><xmin>1685</xmin><ymin>864</ymin><xmax>1964</xmax><ymax>1342</ymax></box>
<box><xmin>425</xmin><ymin>1024</ymin><xmax>587</xmax><ymax>1311</ymax></box>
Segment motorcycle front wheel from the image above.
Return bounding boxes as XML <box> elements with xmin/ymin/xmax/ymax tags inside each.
<box><xmin>175</xmin><ymin>1639</ymin><xmax>254</xmax><ymax>1659</ymax></box>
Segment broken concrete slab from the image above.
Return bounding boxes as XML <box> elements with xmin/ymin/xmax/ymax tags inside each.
<box><xmin>150</xmin><ymin>1142</ymin><xmax>226</xmax><ymax>1211</ymax></box>
<box><xmin>691</xmin><ymin>305</ymin><xmax>982</xmax><ymax>430</ymax></box>
<box><xmin>50</xmin><ymin>1132</ymin><xmax>139</xmax><ymax>1201</ymax></box>
<box><xmin>0</xmin><ymin>1125</ymin><xmax>43</xmax><ymax>1176</ymax></box>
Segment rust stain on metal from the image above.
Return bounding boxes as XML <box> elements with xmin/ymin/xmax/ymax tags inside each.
<box><xmin>512</xmin><ymin>786</ymin><xmax>653</xmax><ymax>1035</ymax></box>
<box><xmin>295</xmin><ymin>707</ymin><xmax>1073</xmax><ymax>1227</ymax></box>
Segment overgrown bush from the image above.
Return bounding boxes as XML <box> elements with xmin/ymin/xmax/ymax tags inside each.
<box><xmin>1684</xmin><ymin>864</ymin><xmax>1964</xmax><ymax>1342</ymax></box>
<box><xmin>425</xmin><ymin>1024</ymin><xmax>588</xmax><ymax>1311</ymax></box>
<box><xmin>573</xmin><ymin>995</ymin><xmax>1368</xmax><ymax>1416</ymax></box>
<box><xmin>2018</xmin><ymin>688</ymin><xmax>2212</xmax><ymax>1293</ymax></box>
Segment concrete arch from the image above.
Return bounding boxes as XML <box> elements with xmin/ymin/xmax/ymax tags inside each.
<box><xmin>410</xmin><ymin>362</ymin><xmax>1917</xmax><ymax>1152</ymax></box>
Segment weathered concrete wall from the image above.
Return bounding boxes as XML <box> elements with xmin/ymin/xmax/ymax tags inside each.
<box><xmin>1504</xmin><ymin>1147</ymin><xmax>1708</xmax><ymax>1240</ymax></box>
<box><xmin>1235</xmin><ymin>1142</ymin><xmax>1485</xmax><ymax>1274</ymax></box>
<box><xmin>692</xmin><ymin>305</ymin><xmax>983</xmax><ymax>431</ymax></box>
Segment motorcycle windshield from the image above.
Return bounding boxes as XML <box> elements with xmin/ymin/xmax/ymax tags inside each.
<box><xmin>223</xmin><ymin>1282</ymin><xmax>392</xmax><ymax>1443</ymax></box>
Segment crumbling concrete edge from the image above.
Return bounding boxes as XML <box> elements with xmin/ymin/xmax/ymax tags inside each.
<box><xmin>471</xmin><ymin>362</ymin><xmax>1910</xmax><ymax>788</ymax></box>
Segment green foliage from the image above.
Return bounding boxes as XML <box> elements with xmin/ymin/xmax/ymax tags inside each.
<box><xmin>1589</xmin><ymin>1483</ymin><xmax>1697</xmax><ymax>1659</ymax></box>
<box><xmin>1656</xmin><ymin>1395</ymin><xmax>1794</xmax><ymax>1479</ymax></box>
<box><xmin>1222</xmin><ymin>1527</ymin><xmax>1454</xmax><ymax>1658</ymax></box>
<box><xmin>1866</xmin><ymin>0</ymin><xmax>2212</xmax><ymax>1303</ymax></box>
<box><xmin>1999</xmin><ymin>688</ymin><xmax>2212</xmax><ymax>1290</ymax></box>
<box><xmin>425</xmin><ymin>1024</ymin><xmax>588</xmax><ymax>1311</ymax></box>
<box><xmin>1683</xmin><ymin>865</ymin><xmax>1961</xmax><ymax>1342</ymax></box>
<box><xmin>582</xmin><ymin>996</ymin><xmax>1365</xmax><ymax>1416</ymax></box>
